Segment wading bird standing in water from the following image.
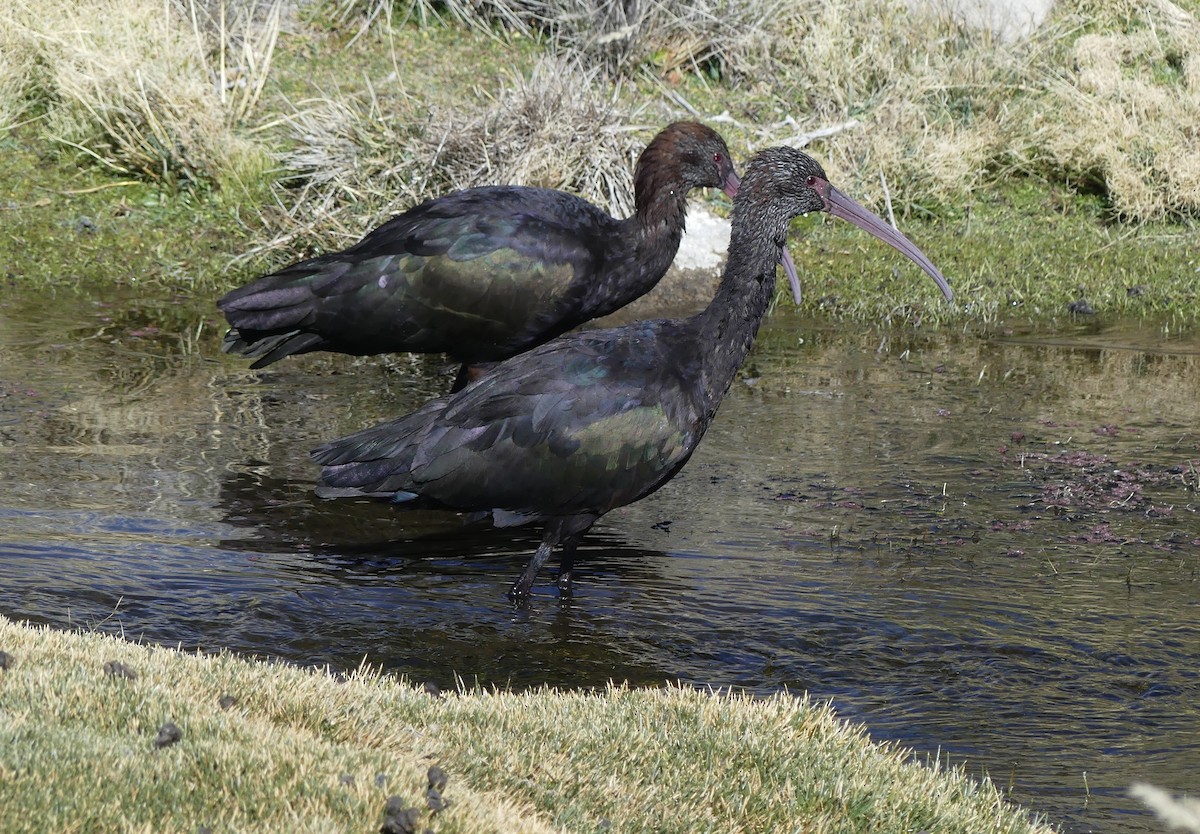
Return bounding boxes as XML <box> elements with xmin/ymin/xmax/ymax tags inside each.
<box><xmin>218</xmin><ymin>122</ymin><xmax>801</xmax><ymax>391</ymax></box>
<box><xmin>311</xmin><ymin>146</ymin><xmax>954</xmax><ymax>599</ymax></box>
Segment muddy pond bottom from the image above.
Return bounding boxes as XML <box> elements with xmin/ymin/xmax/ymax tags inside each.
<box><xmin>1</xmin><ymin>291</ymin><xmax>1198</xmax><ymax>833</ymax></box>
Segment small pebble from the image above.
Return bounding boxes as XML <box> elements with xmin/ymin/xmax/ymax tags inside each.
<box><xmin>103</xmin><ymin>660</ymin><xmax>136</xmax><ymax>680</ymax></box>
<box><xmin>339</xmin><ymin>773</ymin><xmax>355</xmax><ymax>786</ymax></box>
<box><xmin>1067</xmin><ymin>299</ymin><xmax>1095</xmax><ymax>315</ymax></box>
<box><xmin>218</xmin><ymin>694</ymin><xmax>238</xmax><ymax>710</ymax></box>
<box><xmin>154</xmin><ymin>721</ymin><xmax>182</xmax><ymax>749</ymax></box>
<box><xmin>421</xmin><ymin>681</ymin><xmax>441</xmax><ymax>698</ymax></box>
<box><xmin>0</xmin><ymin>651</ymin><xmax>12</xmax><ymax>670</ymax></box>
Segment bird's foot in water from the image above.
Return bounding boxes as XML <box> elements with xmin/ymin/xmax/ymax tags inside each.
<box><xmin>555</xmin><ymin>570</ymin><xmax>574</xmax><ymax>595</ymax></box>
<box><xmin>505</xmin><ymin>573</ymin><xmax>572</xmax><ymax>603</ymax></box>
<box><xmin>507</xmin><ymin>539</ymin><xmax>556</xmax><ymax>602</ymax></box>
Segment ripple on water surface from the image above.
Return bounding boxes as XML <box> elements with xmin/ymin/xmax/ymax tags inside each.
<box><xmin>2</xmin><ymin>297</ymin><xmax>1199</xmax><ymax>833</ymax></box>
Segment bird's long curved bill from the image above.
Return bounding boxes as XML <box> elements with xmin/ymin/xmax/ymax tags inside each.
<box><xmin>779</xmin><ymin>246</ymin><xmax>801</xmax><ymax>305</ymax></box>
<box><xmin>725</xmin><ymin>171</ymin><xmax>804</xmax><ymax>306</ymax></box>
<box><xmin>819</xmin><ymin>181</ymin><xmax>954</xmax><ymax>302</ymax></box>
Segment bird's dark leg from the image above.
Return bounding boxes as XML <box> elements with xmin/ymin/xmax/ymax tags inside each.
<box><xmin>449</xmin><ymin>363</ymin><xmax>473</xmax><ymax>393</ymax></box>
<box><xmin>450</xmin><ymin>362</ymin><xmax>497</xmax><ymax>393</ymax></box>
<box><xmin>508</xmin><ymin>537</ymin><xmax>556</xmax><ymax>601</ymax></box>
<box><xmin>507</xmin><ymin>516</ymin><xmax>595</xmax><ymax>601</ymax></box>
<box><xmin>556</xmin><ymin>538</ymin><xmax>578</xmax><ymax>595</ymax></box>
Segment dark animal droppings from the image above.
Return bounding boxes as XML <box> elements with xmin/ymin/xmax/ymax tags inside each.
<box><xmin>154</xmin><ymin>721</ymin><xmax>182</xmax><ymax>749</ymax></box>
<box><xmin>425</xmin><ymin>787</ymin><xmax>449</xmax><ymax>812</ymax></box>
<box><xmin>103</xmin><ymin>660</ymin><xmax>136</xmax><ymax>680</ymax></box>
<box><xmin>379</xmin><ymin>797</ymin><xmax>422</xmax><ymax>834</ymax></box>
<box><xmin>426</xmin><ymin>765</ymin><xmax>448</xmax><ymax>791</ymax></box>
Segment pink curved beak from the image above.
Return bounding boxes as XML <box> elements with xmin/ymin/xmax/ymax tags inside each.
<box><xmin>813</xmin><ymin>177</ymin><xmax>954</xmax><ymax>302</ymax></box>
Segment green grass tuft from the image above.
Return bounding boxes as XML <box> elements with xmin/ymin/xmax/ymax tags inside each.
<box><xmin>0</xmin><ymin>614</ymin><xmax>1055</xmax><ymax>834</ymax></box>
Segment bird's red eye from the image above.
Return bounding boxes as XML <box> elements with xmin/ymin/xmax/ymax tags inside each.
<box><xmin>713</xmin><ymin>152</ymin><xmax>723</xmax><ymax>163</ymax></box>
<box><xmin>805</xmin><ymin>175</ymin><xmax>817</xmax><ymax>186</ymax></box>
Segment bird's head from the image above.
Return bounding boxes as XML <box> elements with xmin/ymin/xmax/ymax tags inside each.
<box><xmin>642</xmin><ymin>123</ymin><xmax>804</xmax><ymax>305</ymax></box>
<box><xmin>736</xmin><ymin>147</ymin><xmax>955</xmax><ymax>303</ymax></box>
<box><xmin>640</xmin><ymin>121</ymin><xmax>740</xmax><ymax>199</ymax></box>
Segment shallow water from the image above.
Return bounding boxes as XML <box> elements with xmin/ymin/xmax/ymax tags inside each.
<box><xmin>2</xmin><ymin>288</ymin><xmax>1198</xmax><ymax>833</ymax></box>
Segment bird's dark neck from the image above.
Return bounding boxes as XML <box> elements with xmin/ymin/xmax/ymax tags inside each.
<box><xmin>689</xmin><ymin>218</ymin><xmax>781</xmax><ymax>414</ymax></box>
<box><xmin>588</xmin><ymin>168</ymin><xmax>691</xmax><ymax>313</ymax></box>
<box><xmin>628</xmin><ymin>157</ymin><xmax>691</xmax><ymax>260</ymax></box>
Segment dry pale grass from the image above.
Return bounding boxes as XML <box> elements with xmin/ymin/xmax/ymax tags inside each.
<box><xmin>284</xmin><ymin>0</ymin><xmax>1024</xmax><ymax>223</ymax></box>
<box><xmin>172</xmin><ymin>0</ymin><xmax>289</xmax><ymax>125</ymax></box>
<box><xmin>1004</xmin><ymin>0</ymin><xmax>1200</xmax><ymax>220</ymax></box>
<box><xmin>372</xmin><ymin>0</ymin><xmax>785</xmax><ymax>77</ymax></box>
<box><xmin>770</xmin><ymin>0</ymin><xmax>1200</xmax><ymax>222</ymax></box>
<box><xmin>417</xmin><ymin>57</ymin><xmax>637</xmax><ymax>213</ymax></box>
<box><xmin>0</xmin><ymin>0</ymin><xmax>281</xmax><ymax>190</ymax></box>
<box><xmin>537</xmin><ymin>0</ymin><xmax>783</xmax><ymax>78</ymax></box>
<box><xmin>0</xmin><ymin>25</ymin><xmax>38</xmax><ymax>132</ymax></box>
<box><xmin>260</xmin><ymin>54</ymin><xmax>641</xmax><ymax>260</ymax></box>
<box><xmin>6</xmin><ymin>0</ymin><xmax>1197</xmax><ymax>234</ymax></box>
<box><xmin>0</xmin><ymin>614</ymin><xmax>1056</xmax><ymax>834</ymax></box>
<box><xmin>786</xmin><ymin>0</ymin><xmax>1200</xmax><ymax>221</ymax></box>
<box><xmin>321</xmin><ymin>0</ymin><xmax>1200</xmax><ymax>224</ymax></box>
<box><xmin>253</xmin><ymin>86</ymin><xmax>428</xmax><ymax>256</ymax></box>
<box><xmin>748</xmin><ymin>0</ymin><xmax>1014</xmax><ymax>212</ymax></box>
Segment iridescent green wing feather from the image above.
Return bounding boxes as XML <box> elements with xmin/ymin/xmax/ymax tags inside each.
<box><xmin>312</xmin><ymin>323</ymin><xmax>702</xmax><ymax>518</ymax></box>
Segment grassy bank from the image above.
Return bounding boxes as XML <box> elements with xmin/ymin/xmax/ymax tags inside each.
<box><xmin>0</xmin><ymin>614</ymin><xmax>1053</xmax><ymax>833</ymax></box>
<box><xmin>2</xmin><ymin>0</ymin><xmax>1199</xmax><ymax>325</ymax></box>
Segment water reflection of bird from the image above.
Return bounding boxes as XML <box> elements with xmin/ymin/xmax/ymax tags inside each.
<box><xmin>218</xmin><ymin>122</ymin><xmax>799</xmax><ymax>391</ymax></box>
<box><xmin>214</xmin><ymin>469</ymin><xmax>672</xmax><ymax>594</ymax></box>
<box><xmin>311</xmin><ymin>146</ymin><xmax>954</xmax><ymax>599</ymax></box>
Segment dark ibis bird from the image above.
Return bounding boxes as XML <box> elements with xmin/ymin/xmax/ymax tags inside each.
<box><xmin>311</xmin><ymin>146</ymin><xmax>954</xmax><ymax>599</ymax></box>
<box><xmin>218</xmin><ymin>121</ymin><xmax>801</xmax><ymax>389</ymax></box>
